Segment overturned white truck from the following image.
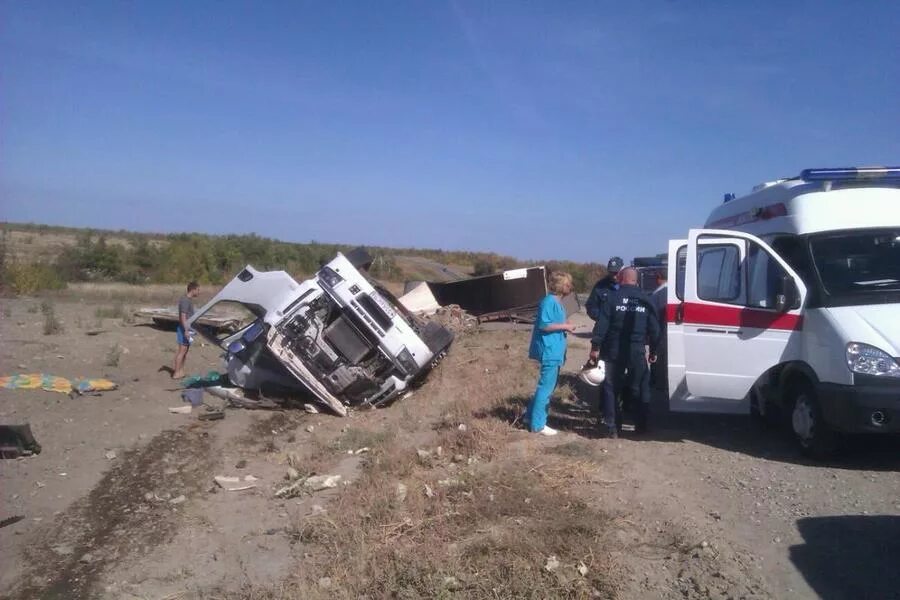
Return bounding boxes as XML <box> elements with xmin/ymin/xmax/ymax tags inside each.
<box><xmin>187</xmin><ymin>253</ymin><xmax>454</xmax><ymax>416</ymax></box>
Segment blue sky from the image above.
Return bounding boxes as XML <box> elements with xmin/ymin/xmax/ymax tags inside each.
<box><xmin>2</xmin><ymin>1</ymin><xmax>898</xmax><ymax>262</ymax></box>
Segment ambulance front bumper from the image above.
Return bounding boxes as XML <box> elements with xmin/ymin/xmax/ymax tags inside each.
<box><xmin>817</xmin><ymin>376</ymin><xmax>900</xmax><ymax>433</ymax></box>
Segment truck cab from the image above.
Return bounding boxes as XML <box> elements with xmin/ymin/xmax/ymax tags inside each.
<box><xmin>666</xmin><ymin>167</ymin><xmax>900</xmax><ymax>456</ymax></box>
<box><xmin>188</xmin><ymin>253</ymin><xmax>454</xmax><ymax>416</ymax></box>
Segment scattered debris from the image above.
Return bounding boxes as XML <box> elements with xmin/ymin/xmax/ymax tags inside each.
<box><xmin>214</xmin><ymin>475</ymin><xmax>259</xmax><ymax>492</ymax></box>
<box><xmin>198</xmin><ymin>410</ymin><xmax>225</xmax><ymax>421</ymax></box>
<box><xmin>275</xmin><ymin>474</ymin><xmax>342</xmax><ymax>498</ymax></box>
<box><xmin>0</xmin><ymin>424</ymin><xmax>42</xmax><ymax>458</ymax></box>
<box><xmin>104</xmin><ymin>450</ymin><xmax>117</xmax><ymax>460</ymax></box>
<box><xmin>305</xmin><ymin>474</ymin><xmax>342</xmax><ymax>491</ymax></box>
<box><xmin>396</xmin><ymin>482</ymin><xmax>408</xmax><ymax>503</ymax></box>
<box><xmin>577</xmin><ymin>561</ymin><xmax>589</xmax><ymax>577</ymax></box>
<box><xmin>79</xmin><ymin>553</ymin><xmax>94</xmax><ymax>565</ymax></box>
<box><xmin>544</xmin><ymin>555</ymin><xmax>560</xmax><ymax>572</ymax></box>
<box><xmin>135</xmin><ymin>307</ymin><xmax>240</xmax><ymax>332</ymax></box>
<box><xmin>169</xmin><ymin>495</ymin><xmax>186</xmax><ymax>505</ymax></box>
<box><xmin>168</xmin><ymin>406</ymin><xmax>192</xmax><ymax>415</ymax></box>
<box><xmin>52</xmin><ymin>544</ymin><xmax>75</xmax><ymax>557</ymax></box>
<box><xmin>0</xmin><ymin>515</ymin><xmax>25</xmax><ymax>529</ymax></box>
<box><xmin>181</xmin><ymin>388</ymin><xmax>204</xmax><ymax>407</ymax></box>
<box><xmin>306</xmin><ymin>425</ymin><xmax>315</xmax><ymax>433</ymax></box>
<box><xmin>424</xmin><ymin>484</ymin><xmax>434</xmax><ymax>498</ymax></box>
<box><xmin>457</xmin><ymin>423</ymin><xmax>468</xmax><ymax>432</ymax></box>
<box><xmin>303</xmin><ymin>404</ymin><xmax>320</xmax><ymax>414</ymax></box>
<box><xmin>286</xmin><ymin>467</ymin><xmax>301</xmax><ymax>481</ymax></box>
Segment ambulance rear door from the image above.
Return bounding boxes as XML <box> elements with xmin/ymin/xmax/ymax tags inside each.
<box><xmin>668</xmin><ymin>228</ymin><xmax>806</xmax><ymax>413</ymax></box>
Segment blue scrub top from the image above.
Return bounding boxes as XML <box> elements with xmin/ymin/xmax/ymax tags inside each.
<box><xmin>528</xmin><ymin>294</ymin><xmax>567</xmax><ymax>365</ymax></box>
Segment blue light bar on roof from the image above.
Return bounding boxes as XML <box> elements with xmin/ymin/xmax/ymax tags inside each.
<box><xmin>800</xmin><ymin>166</ymin><xmax>900</xmax><ymax>182</ymax></box>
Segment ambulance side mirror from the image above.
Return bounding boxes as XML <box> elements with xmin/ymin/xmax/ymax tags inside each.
<box><xmin>775</xmin><ymin>276</ymin><xmax>799</xmax><ymax>313</ymax></box>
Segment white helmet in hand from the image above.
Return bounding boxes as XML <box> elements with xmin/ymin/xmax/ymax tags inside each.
<box><xmin>578</xmin><ymin>361</ymin><xmax>606</xmax><ymax>386</ymax></box>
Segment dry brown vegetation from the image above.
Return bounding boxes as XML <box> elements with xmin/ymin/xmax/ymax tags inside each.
<box><xmin>226</xmin><ymin>333</ymin><xmax>620</xmax><ymax>599</ymax></box>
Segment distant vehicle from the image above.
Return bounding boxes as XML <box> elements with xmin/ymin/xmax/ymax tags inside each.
<box><xmin>665</xmin><ymin>166</ymin><xmax>900</xmax><ymax>456</ymax></box>
<box><xmin>632</xmin><ymin>256</ymin><xmax>667</xmax><ymax>293</ymax></box>
<box><xmin>188</xmin><ymin>253</ymin><xmax>454</xmax><ymax>416</ymax></box>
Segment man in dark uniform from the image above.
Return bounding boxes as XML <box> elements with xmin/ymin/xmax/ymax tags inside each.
<box><xmin>588</xmin><ymin>267</ymin><xmax>661</xmax><ymax>438</ymax></box>
<box><xmin>585</xmin><ymin>256</ymin><xmax>624</xmax><ymax>321</ymax></box>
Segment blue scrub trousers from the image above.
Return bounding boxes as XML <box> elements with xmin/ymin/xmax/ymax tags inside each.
<box><xmin>525</xmin><ymin>362</ymin><xmax>560</xmax><ymax>432</ymax></box>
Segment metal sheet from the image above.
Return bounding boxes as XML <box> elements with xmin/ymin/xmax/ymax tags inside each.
<box><xmin>425</xmin><ymin>266</ymin><xmax>548</xmax><ymax>317</ymax></box>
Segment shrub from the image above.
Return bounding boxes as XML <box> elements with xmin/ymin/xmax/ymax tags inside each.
<box><xmin>95</xmin><ymin>304</ymin><xmax>126</xmax><ymax>319</ymax></box>
<box><xmin>104</xmin><ymin>343</ymin><xmax>122</xmax><ymax>367</ymax></box>
<box><xmin>5</xmin><ymin>263</ymin><xmax>66</xmax><ymax>295</ymax></box>
<box><xmin>42</xmin><ymin>303</ymin><xmax>64</xmax><ymax>335</ymax></box>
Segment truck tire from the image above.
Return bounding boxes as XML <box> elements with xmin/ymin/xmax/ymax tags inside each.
<box><xmin>788</xmin><ymin>384</ymin><xmax>837</xmax><ymax>459</ymax></box>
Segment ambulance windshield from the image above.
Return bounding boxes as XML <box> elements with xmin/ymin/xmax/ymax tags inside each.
<box><xmin>810</xmin><ymin>229</ymin><xmax>900</xmax><ymax>298</ymax></box>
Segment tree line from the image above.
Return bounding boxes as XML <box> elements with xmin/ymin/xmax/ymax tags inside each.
<box><xmin>0</xmin><ymin>223</ymin><xmax>605</xmax><ymax>294</ymax></box>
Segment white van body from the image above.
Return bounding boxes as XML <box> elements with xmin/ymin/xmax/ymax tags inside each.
<box><xmin>666</xmin><ymin>167</ymin><xmax>900</xmax><ymax>454</ymax></box>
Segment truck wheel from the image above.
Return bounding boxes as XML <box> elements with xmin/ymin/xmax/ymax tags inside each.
<box><xmin>789</xmin><ymin>386</ymin><xmax>837</xmax><ymax>459</ymax></box>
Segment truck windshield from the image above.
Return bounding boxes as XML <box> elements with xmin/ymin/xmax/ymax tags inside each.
<box><xmin>810</xmin><ymin>229</ymin><xmax>900</xmax><ymax>299</ymax></box>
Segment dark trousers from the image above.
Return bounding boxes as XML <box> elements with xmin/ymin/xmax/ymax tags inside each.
<box><xmin>602</xmin><ymin>348</ymin><xmax>650</xmax><ymax>431</ymax></box>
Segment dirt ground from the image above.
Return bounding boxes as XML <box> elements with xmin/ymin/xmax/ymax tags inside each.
<box><xmin>1</xmin><ymin>295</ymin><xmax>899</xmax><ymax>599</ymax></box>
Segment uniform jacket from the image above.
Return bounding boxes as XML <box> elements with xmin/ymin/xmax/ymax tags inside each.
<box><xmin>590</xmin><ymin>284</ymin><xmax>661</xmax><ymax>361</ymax></box>
<box><xmin>585</xmin><ymin>275</ymin><xmax>619</xmax><ymax>321</ymax></box>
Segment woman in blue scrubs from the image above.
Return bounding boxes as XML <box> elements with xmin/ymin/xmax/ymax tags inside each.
<box><xmin>525</xmin><ymin>271</ymin><xmax>577</xmax><ymax>435</ymax></box>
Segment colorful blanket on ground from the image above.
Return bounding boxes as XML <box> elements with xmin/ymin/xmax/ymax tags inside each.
<box><xmin>0</xmin><ymin>374</ymin><xmax>118</xmax><ymax>395</ymax></box>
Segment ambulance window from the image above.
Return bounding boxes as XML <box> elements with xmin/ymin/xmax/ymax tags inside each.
<box><xmin>747</xmin><ymin>245</ymin><xmax>789</xmax><ymax>309</ymax></box>
<box><xmin>697</xmin><ymin>244</ymin><xmax>742</xmax><ymax>303</ymax></box>
<box><xmin>675</xmin><ymin>245</ymin><xmax>687</xmax><ymax>301</ymax></box>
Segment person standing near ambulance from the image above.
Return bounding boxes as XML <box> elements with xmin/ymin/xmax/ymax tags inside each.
<box><xmin>585</xmin><ymin>256</ymin><xmax>624</xmax><ymax>321</ymax></box>
<box><xmin>588</xmin><ymin>267</ymin><xmax>661</xmax><ymax>437</ymax></box>
<box><xmin>525</xmin><ymin>272</ymin><xmax>578</xmax><ymax>436</ymax></box>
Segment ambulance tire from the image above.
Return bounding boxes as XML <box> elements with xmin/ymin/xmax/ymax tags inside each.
<box><xmin>787</xmin><ymin>383</ymin><xmax>837</xmax><ymax>459</ymax></box>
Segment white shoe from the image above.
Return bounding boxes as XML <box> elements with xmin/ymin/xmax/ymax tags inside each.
<box><xmin>537</xmin><ymin>426</ymin><xmax>558</xmax><ymax>436</ymax></box>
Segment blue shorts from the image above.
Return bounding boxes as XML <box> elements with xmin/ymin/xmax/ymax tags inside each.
<box><xmin>176</xmin><ymin>325</ymin><xmax>191</xmax><ymax>347</ymax></box>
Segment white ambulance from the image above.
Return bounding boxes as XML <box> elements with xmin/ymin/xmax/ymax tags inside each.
<box><xmin>666</xmin><ymin>166</ymin><xmax>900</xmax><ymax>456</ymax></box>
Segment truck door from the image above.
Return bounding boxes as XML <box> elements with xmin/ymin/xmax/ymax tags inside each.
<box><xmin>668</xmin><ymin>229</ymin><xmax>807</xmax><ymax>413</ymax></box>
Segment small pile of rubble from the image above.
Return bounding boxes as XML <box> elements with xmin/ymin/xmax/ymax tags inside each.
<box><xmin>425</xmin><ymin>305</ymin><xmax>478</xmax><ymax>335</ymax></box>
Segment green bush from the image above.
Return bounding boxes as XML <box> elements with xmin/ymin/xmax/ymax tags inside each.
<box><xmin>4</xmin><ymin>263</ymin><xmax>66</xmax><ymax>295</ymax></box>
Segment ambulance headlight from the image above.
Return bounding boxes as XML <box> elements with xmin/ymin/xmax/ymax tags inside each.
<box><xmin>846</xmin><ymin>343</ymin><xmax>900</xmax><ymax>378</ymax></box>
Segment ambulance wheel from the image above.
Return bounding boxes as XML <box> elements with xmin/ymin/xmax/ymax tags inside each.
<box><xmin>788</xmin><ymin>385</ymin><xmax>837</xmax><ymax>459</ymax></box>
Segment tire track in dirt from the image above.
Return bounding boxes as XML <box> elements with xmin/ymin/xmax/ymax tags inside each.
<box><xmin>9</xmin><ymin>425</ymin><xmax>216</xmax><ymax>600</ymax></box>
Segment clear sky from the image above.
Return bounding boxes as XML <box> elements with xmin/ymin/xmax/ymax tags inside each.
<box><xmin>2</xmin><ymin>1</ymin><xmax>898</xmax><ymax>262</ymax></box>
